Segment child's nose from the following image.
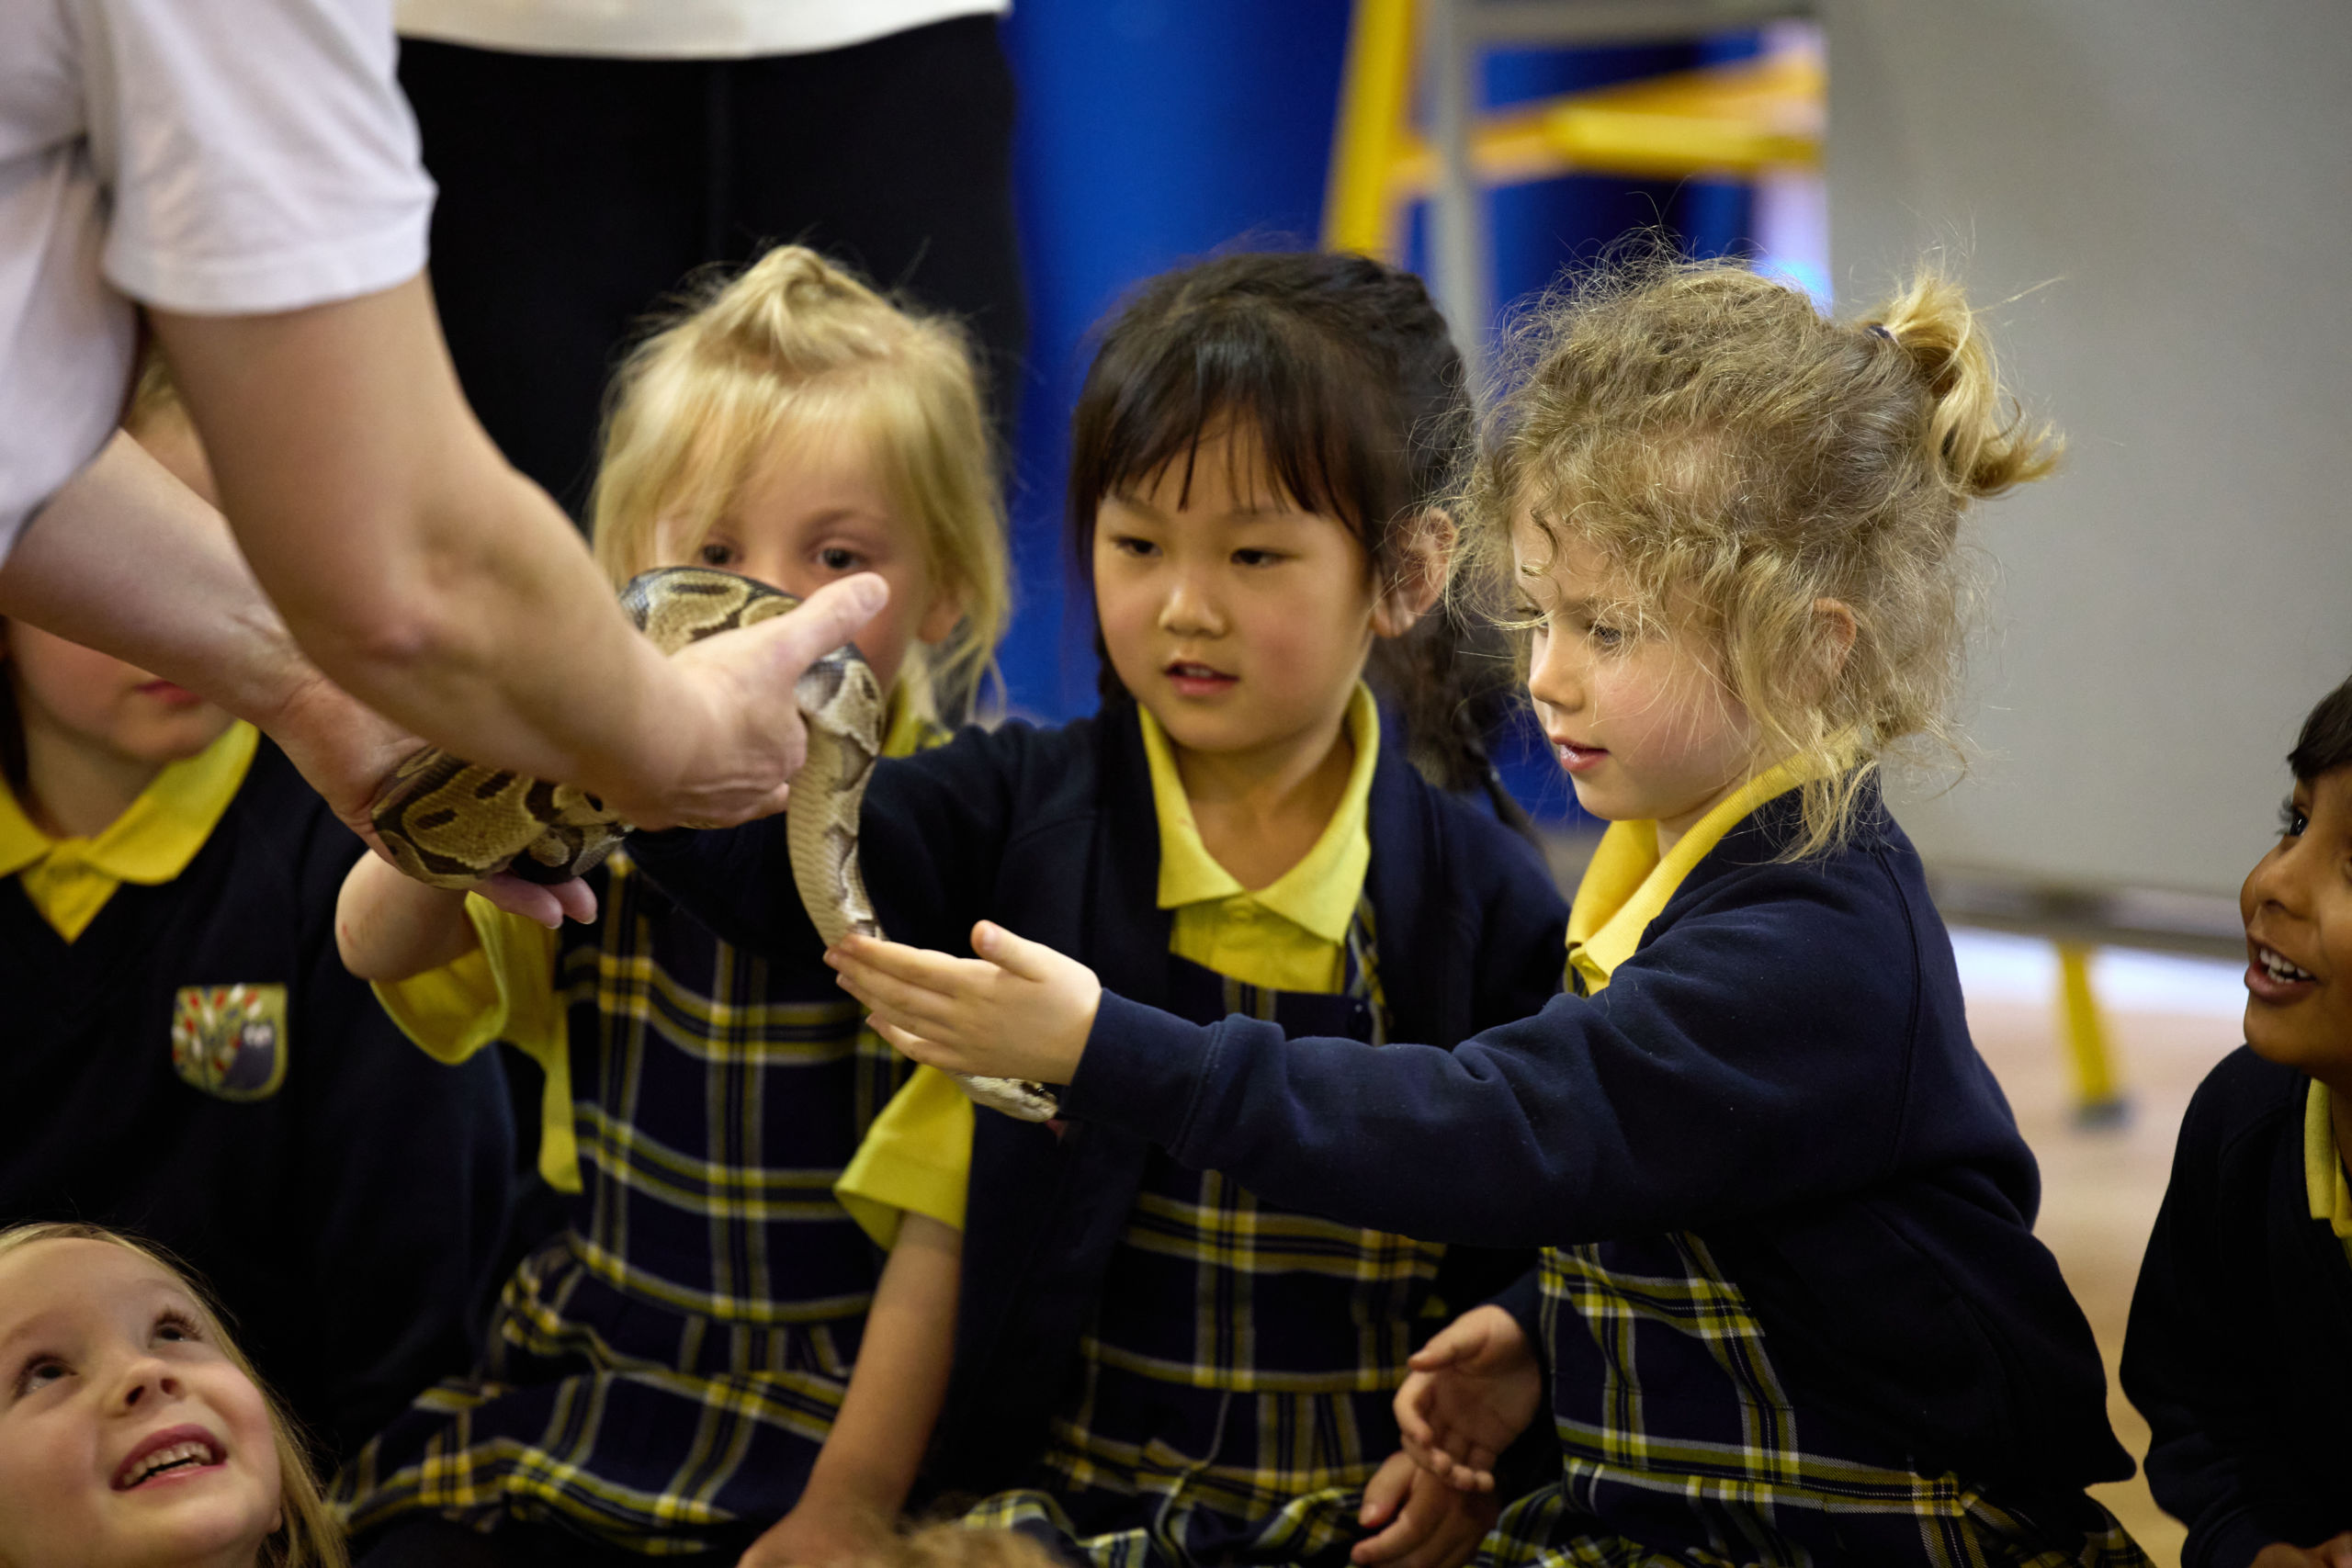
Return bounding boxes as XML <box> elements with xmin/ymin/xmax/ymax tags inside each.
<box><xmin>113</xmin><ymin>1357</ymin><xmax>183</xmax><ymax>1412</ymax></box>
<box><xmin>1524</xmin><ymin>632</ymin><xmax>1582</xmax><ymax>712</ymax></box>
<box><xmin>1158</xmin><ymin>577</ymin><xmax>1224</xmax><ymax>637</ymax></box>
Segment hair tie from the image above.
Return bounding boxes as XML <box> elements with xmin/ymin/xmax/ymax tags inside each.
<box><xmin>1865</xmin><ymin>322</ymin><xmax>1895</xmax><ymax>344</ymax></box>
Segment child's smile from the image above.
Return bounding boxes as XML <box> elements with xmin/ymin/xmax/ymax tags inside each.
<box><xmin>2242</xmin><ymin>767</ymin><xmax>2352</xmax><ymax>1077</ymax></box>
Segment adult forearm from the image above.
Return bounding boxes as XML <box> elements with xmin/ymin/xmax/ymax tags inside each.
<box><xmin>152</xmin><ymin>280</ymin><xmax>694</xmax><ymax>809</ymax></box>
<box><xmin>0</xmin><ymin>433</ymin><xmax>315</xmax><ymax>728</ymax></box>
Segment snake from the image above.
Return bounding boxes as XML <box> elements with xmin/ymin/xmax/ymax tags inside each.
<box><xmin>369</xmin><ymin>566</ymin><xmax>1059</xmax><ymax>1123</ymax></box>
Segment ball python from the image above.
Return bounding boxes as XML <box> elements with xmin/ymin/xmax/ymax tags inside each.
<box><xmin>369</xmin><ymin>566</ymin><xmax>1059</xmax><ymax>1122</ymax></box>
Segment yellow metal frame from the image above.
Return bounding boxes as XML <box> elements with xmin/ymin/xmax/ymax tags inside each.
<box><xmin>1323</xmin><ymin>1</ymin><xmax>1823</xmax><ymax>263</ymax></box>
<box><xmin>2057</xmin><ymin>943</ymin><xmax>2130</xmax><ymax>1125</ymax></box>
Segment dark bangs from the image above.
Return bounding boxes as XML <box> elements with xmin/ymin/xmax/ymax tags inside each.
<box><xmin>1066</xmin><ymin>252</ymin><xmax>1470</xmax><ymax>586</ymax></box>
<box><xmin>2290</xmin><ymin>673</ymin><xmax>2352</xmax><ymax>782</ymax></box>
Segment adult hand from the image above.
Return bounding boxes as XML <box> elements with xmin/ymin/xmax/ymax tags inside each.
<box><xmin>621</xmin><ymin>574</ymin><xmax>888</xmax><ymax>830</ymax></box>
<box><xmin>1351</xmin><ymin>1449</ymin><xmax>1498</xmax><ymax>1568</ymax></box>
<box><xmin>265</xmin><ymin>668</ymin><xmax>596</xmax><ymax>927</ymax></box>
<box><xmin>1395</xmin><ymin>1305</ymin><xmax>1544</xmax><ymax>1494</ymax></box>
<box><xmin>2254</xmin><ymin>1537</ymin><xmax>2352</xmax><ymax>1568</ymax></box>
<box><xmin>827</xmin><ymin>922</ymin><xmax>1102</xmax><ymax>1085</ymax></box>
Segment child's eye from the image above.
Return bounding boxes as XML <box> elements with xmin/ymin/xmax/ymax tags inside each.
<box><xmin>1107</xmin><ymin>535</ymin><xmax>1159</xmax><ymax>558</ymax></box>
<box><xmin>13</xmin><ymin>1355</ymin><xmax>66</xmax><ymax>1399</ymax></box>
<box><xmin>696</xmin><ymin>541</ymin><xmax>739</xmax><ymax>569</ymax></box>
<box><xmin>1587</xmin><ymin>622</ymin><xmax>1625</xmax><ymax>650</ymax></box>
<box><xmin>1231</xmin><ymin>548</ymin><xmax>1285</xmax><ymax>568</ymax></box>
<box><xmin>2280</xmin><ymin>799</ymin><xmax>2310</xmax><ymax>838</ymax></box>
<box><xmin>153</xmin><ymin>1309</ymin><xmax>201</xmax><ymax>1345</ymax></box>
<box><xmin>816</xmin><ymin>546</ymin><xmax>867</xmax><ymax>573</ymax></box>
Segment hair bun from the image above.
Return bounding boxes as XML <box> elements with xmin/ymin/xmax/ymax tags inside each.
<box><xmin>1864</xmin><ymin>276</ymin><xmax>2062</xmax><ymax>500</ymax></box>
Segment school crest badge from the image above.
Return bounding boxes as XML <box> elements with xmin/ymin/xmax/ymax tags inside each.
<box><xmin>169</xmin><ymin>984</ymin><xmax>288</xmax><ymax>1101</ymax></box>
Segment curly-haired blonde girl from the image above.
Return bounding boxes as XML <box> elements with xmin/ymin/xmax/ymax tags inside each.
<box><xmin>1465</xmin><ymin>256</ymin><xmax>2059</xmax><ymax>856</ymax></box>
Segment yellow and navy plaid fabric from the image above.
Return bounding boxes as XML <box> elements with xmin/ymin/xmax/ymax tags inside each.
<box><xmin>1468</xmin><ymin>1236</ymin><xmax>2150</xmax><ymax>1568</ymax></box>
<box><xmin>969</xmin><ymin>903</ymin><xmax>1442</xmax><ymax>1568</ymax></box>
<box><xmin>339</xmin><ymin>718</ymin><xmax>939</xmax><ymax>1549</ymax></box>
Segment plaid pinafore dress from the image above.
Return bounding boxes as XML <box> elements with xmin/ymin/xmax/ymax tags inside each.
<box><xmin>1474</xmin><ymin>963</ymin><xmax>2149</xmax><ymax>1568</ymax></box>
<box><xmin>967</xmin><ymin>908</ymin><xmax>1447</xmax><ymax>1568</ymax></box>
<box><xmin>336</xmin><ymin>844</ymin><xmax>912</xmax><ymax>1554</ymax></box>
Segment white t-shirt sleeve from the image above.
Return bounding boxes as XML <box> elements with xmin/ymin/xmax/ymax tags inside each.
<box><xmin>75</xmin><ymin>0</ymin><xmax>434</xmax><ymax>314</ymax></box>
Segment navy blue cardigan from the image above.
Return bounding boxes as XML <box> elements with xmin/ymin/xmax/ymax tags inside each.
<box><xmin>2121</xmin><ymin>1047</ymin><xmax>2352</xmax><ymax>1567</ymax></box>
<box><xmin>631</xmin><ymin>701</ymin><xmax>1569</xmax><ymax>1491</ymax></box>
<box><xmin>1056</xmin><ymin>791</ymin><xmax>2132</xmax><ymax>1494</ymax></box>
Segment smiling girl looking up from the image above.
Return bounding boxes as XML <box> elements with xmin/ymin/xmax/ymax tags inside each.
<box><xmin>831</xmin><ymin>258</ymin><xmax>2154</xmax><ymax>1562</ymax></box>
<box><xmin>0</xmin><ymin>1223</ymin><xmax>345</xmax><ymax>1568</ymax></box>
<box><xmin>633</xmin><ymin>251</ymin><xmax>1568</xmax><ymax>1568</ymax></box>
<box><xmin>333</xmin><ymin>245</ymin><xmax>1008</xmax><ymax>1566</ymax></box>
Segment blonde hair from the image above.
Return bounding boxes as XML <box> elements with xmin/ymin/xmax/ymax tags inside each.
<box><xmin>590</xmin><ymin>245</ymin><xmax>1011</xmax><ymax>721</ymax></box>
<box><xmin>1467</xmin><ymin>254</ymin><xmax>2060</xmax><ymax>856</ymax></box>
<box><xmin>867</xmin><ymin>1524</ymin><xmax>1062</xmax><ymax>1568</ymax></box>
<box><xmin>0</xmin><ymin>1223</ymin><xmax>348</xmax><ymax>1568</ymax></box>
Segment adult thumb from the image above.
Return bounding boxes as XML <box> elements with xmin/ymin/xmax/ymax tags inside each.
<box><xmin>754</xmin><ymin>574</ymin><xmax>890</xmax><ymax>676</ymax></box>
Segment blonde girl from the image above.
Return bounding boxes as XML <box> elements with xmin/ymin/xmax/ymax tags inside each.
<box><xmin>0</xmin><ymin>1222</ymin><xmax>345</xmax><ymax>1568</ymax></box>
<box><xmin>334</xmin><ymin>245</ymin><xmax>1007</xmax><ymax>1567</ymax></box>
<box><xmin>832</xmin><ymin>257</ymin><xmax>2154</xmax><ymax>1562</ymax></box>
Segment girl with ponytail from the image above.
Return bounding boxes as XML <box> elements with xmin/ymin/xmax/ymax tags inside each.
<box><xmin>831</xmin><ymin>255</ymin><xmax>2151</xmax><ymax>1562</ymax></box>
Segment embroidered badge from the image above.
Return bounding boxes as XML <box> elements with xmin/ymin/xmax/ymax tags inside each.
<box><xmin>170</xmin><ymin>984</ymin><xmax>289</xmax><ymax>1101</ymax></box>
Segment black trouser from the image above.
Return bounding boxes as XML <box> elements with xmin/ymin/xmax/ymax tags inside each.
<box><xmin>400</xmin><ymin>16</ymin><xmax>1027</xmax><ymax>517</ymax></box>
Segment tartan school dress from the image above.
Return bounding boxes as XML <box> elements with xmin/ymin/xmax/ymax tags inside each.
<box><xmin>335</xmin><ymin>704</ymin><xmax>944</xmax><ymax>1554</ymax></box>
<box><xmin>1054</xmin><ymin>767</ymin><xmax>2154</xmax><ymax>1567</ymax></box>
<box><xmin>808</xmin><ymin>686</ymin><xmax>1561</xmax><ymax>1568</ymax></box>
<box><xmin>964</xmin><ymin>927</ymin><xmax>1450</xmax><ymax>1568</ymax></box>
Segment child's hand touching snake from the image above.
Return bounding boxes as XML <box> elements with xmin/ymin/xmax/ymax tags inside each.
<box><xmin>827</xmin><ymin>923</ymin><xmax>1102</xmax><ymax>1086</ymax></box>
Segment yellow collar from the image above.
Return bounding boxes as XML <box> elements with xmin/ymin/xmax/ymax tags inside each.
<box><xmin>2302</xmin><ymin>1080</ymin><xmax>2352</xmax><ymax>1241</ymax></box>
<box><xmin>1566</xmin><ymin>760</ymin><xmax>1807</xmax><ymax>995</ymax></box>
<box><xmin>880</xmin><ymin>681</ymin><xmax>947</xmax><ymax>760</ymax></box>
<box><xmin>1138</xmin><ymin>685</ymin><xmax>1380</xmax><ymax>947</ymax></box>
<box><xmin>0</xmin><ymin>722</ymin><xmax>259</xmax><ymax>942</ymax></box>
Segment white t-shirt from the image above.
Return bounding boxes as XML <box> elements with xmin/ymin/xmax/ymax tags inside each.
<box><xmin>394</xmin><ymin>0</ymin><xmax>1009</xmax><ymax>61</ymax></box>
<box><xmin>0</xmin><ymin>0</ymin><xmax>435</xmax><ymax>556</ymax></box>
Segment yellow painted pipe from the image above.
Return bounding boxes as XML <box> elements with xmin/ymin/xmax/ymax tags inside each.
<box><xmin>2058</xmin><ymin>943</ymin><xmax>2129</xmax><ymax>1125</ymax></box>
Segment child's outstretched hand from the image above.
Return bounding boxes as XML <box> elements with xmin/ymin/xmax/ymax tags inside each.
<box><xmin>1396</xmin><ymin>1304</ymin><xmax>1544</xmax><ymax>1494</ymax></box>
<box><xmin>828</xmin><ymin>922</ymin><xmax>1102</xmax><ymax>1086</ymax></box>
<box><xmin>1351</xmin><ymin>1449</ymin><xmax>1499</xmax><ymax>1568</ymax></box>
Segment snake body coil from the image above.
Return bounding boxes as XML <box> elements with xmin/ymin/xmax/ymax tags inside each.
<box><xmin>370</xmin><ymin>566</ymin><xmax>1058</xmax><ymax>1122</ymax></box>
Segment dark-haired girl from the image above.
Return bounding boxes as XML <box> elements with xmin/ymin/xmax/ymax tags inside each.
<box><xmin>630</xmin><ymin>252</ymin><xmax>1567</xmax><ymax>1568</ymax></box>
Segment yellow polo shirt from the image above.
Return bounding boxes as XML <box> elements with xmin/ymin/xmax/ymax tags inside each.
<box><xmin>1564</xmin><ymin>761</ymin><xmax>1805</xmax><ymax>996</ymax></box>
<box><xmin>371</xmin><ymin>687</ymin><xmax>940</xmax><ymax>1193</ymax></box>
<box><xmin>835</xmin><ymin>687</ymin><xmax>1384</xmax><ymax>1248</ymax></box>
<box><xmin>2302</xmin><ymin>1082</ymin><xmax>2352</xmax><ymax>1264</ymax></box>
<box><xmin>0</xmin><ymin>722</ymin><xmax>257</xmax><ymax>942</ymax></box>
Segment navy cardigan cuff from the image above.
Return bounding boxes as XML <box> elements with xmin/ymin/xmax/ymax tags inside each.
<box><xmin>1064</xmin><ymin>988</ymin><xmax>1218</xmax><ymax>1151</ymax></box>
<box><xmin>2192</xmin><ymin>1507</ymin><xmax>2288</xmax><ymax>1568</ymax></box>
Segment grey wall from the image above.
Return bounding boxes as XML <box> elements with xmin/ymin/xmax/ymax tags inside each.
<box><xmin>1825</xmin><ymin>0</ymin><xmax>2352</xmax><ymax>897</ymax></box>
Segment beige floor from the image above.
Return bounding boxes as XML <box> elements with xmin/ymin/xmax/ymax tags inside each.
<box><xmin>1957</xmin><ymin>931</ymin><xmax>2248</xmax><ymax>1568</ymax></box>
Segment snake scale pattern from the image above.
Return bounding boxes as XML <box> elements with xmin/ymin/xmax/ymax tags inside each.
<box><xmin>369</xmin><ymin>566</ymin><xmax>1058</xmax><ymax>1122</ymax></box>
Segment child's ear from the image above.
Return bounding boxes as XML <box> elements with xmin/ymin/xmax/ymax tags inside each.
<box><xmin>1371</xmin><ymin>509</ymin><xmax>1457</xmax><ymax>639</ymax></box>
<box><xmin>1809</xmin><ymin>597</ymin><xmax>1859</xmax><ymax>688</ymax></box>
<box><xmin>915</xmin><ymin>584</ymin><xmax>965</xmax><ymax>646</ymax></box>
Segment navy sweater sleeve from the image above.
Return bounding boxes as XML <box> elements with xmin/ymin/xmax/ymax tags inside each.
<box><xmin>1065</xmin><ymin>845</ymin><xmax>1929</xmax><ymax>1249</ymax></box>
<box><xmin>2121</xmin><ymin>1048</ymin><xmax>2352</xmax><ymax>1567</ymax></box>
<box><xmin>628</xmin><ymin>721</ymin><xmax>1047</xmax><ymax>962</ymax></box>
